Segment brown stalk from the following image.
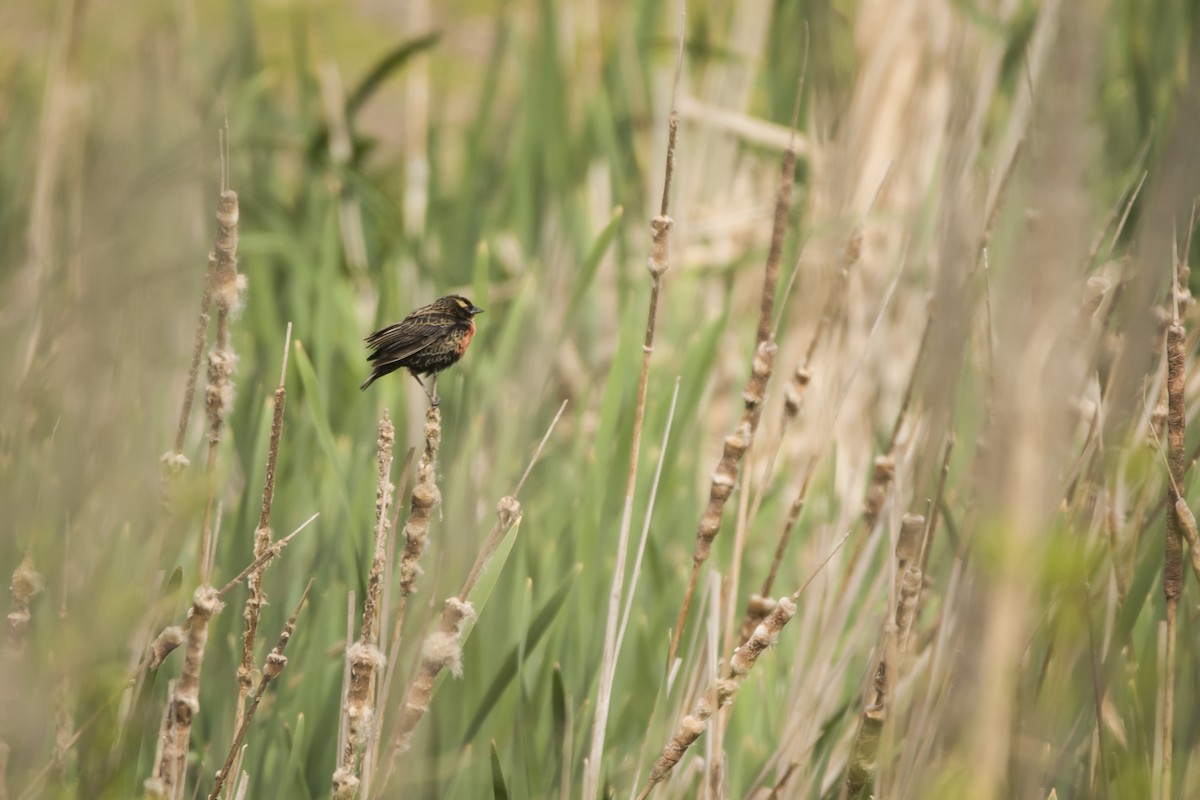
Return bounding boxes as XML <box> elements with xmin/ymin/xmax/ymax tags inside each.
<box><xmin>668</xmin><ymin>129</ymin><xmax>796</xmax><ymax>667</ymax></box>
<box><xmin>0</xmin><ymin>552</ymin><xmax>41</xmax><ymax>800</ymax></box>
<box><xmin>216</xmin><ymin>515</ymin><xmax>319</xmax><ymax>599</ymax></box>
<box><xmin>1161</xmin><ymin>312</ymin><xmax>1186</xmax><ymax>800</ymax></box>
<box><xmin>637</xmin><ymin>532</ymin><xmax>848</xmax><ymax>798</ymax></box>
<box><xmin>582</xmin><ymin>5</ymin><xmax>685</xmax><ymax>794</ymax></box>
<box><xmin>842</xmin><ymin>552</ymin><xmax>922</xmax><ymax>800</ymax></box>
<box><xmin>717</xmin><ymin>52</ymin><xmax>811</xmax><ymax>686</ymax></box>
<box><xmin>735</xmin><ymin>460</ymin><xmax>813</xmax><ymax>645</ymax></box>
<box><xmin>332</xmin><ymin>413</ymin><xmax>396</xmax><ymax>800</ymax></box>
<box><xmin>3</xmin><ymin>552</ymin><xmax>43</xmax><ymax>661</ymax></box>
<box><xmin>209</xmin><ymin>581</ymin><xmax>312</xmax><ymax>800</ymax></box>
<box><xmin>372</xmin><ymin>445</ymin><xmax>416</xmax><ymax>755</ymax></box>
<box><xmin>733</xmin><ymin>207</ymin><xmax>877</xmax><ymax>646</ymax></box>
<box><xmin>378</xmin><ymin>402</ymin><xmax>567</xmax><ymax>795</ymax></box>
<box><xmin>840</xmin><ymin>307</ymin><xmax>934</xmax><ymax>585</ymax></box>
<box><xmin>1145</xmin><ymin>400</ymin><xmax>1200</xmax><ymax>587</ymax></box>
<box><xmin>145</xmin><ymin>586</ymin><xmax>224</xmax><ymax>800</ymax></box>
<box><xmin>198</xmin><ymin>121</ymin><xmax>242</xmax><ymax>585</ymax></box>
<box><xmin>842</xmin><ymin>658</ymin><xmax>887</xmax><ymax>800</ymax></box>
<box><xmin>395</xmin><ymin>405</ymin><xmax>443</xmax><ymax>627</ymax></box>
<box><xmin>383</xmin><ymin>596</ymin><xmax>478</xmax><ymax>769</ymax></box>
<box><xmin>365</xmin><ymin>444</ymin><xmax>414</xmax><ymax>778</ymax></box>
<box><xmin>638</xmin><ymin>601</ymin><xmax>796</xmax><ymax>800</ymax></box>
<box><xmin>165</xmin><ymin>274</ymin><xmax>211</xmax><ymax>478</ymax></box>
<box><xmin>358</xmin><ymin>402</ymin><xmax>443</xmax><ymax>793</ymax></box>
<box><xmin>233</xmin><ymin>323</ymin><xmax>292</xmax><ymax>760</ymax></box>
<box><xmin>139</xmin><ymin>515</ymin><xmax>317</xmax><ymax>679</ymax></box>
<box><xmin>920</xmin><ymin>436</ymin><xmax>955</xmax><ymax>571</ymax></box>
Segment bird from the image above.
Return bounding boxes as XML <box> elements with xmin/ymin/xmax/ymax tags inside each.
<box><xmin>360</xmin><ymin>294</ymin><xmax>484</xmax><ymax>404</ymax></box>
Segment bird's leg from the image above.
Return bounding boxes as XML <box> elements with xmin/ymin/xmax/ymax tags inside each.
<box><xmin>412</xmin><ymin>373</ymin><xmax>439</xmax><ymax>406</ymax></box>
<box><xmin>412</xmin><ymin>373</ymin><xmax>435</xmax><ymax>406</ymax></box>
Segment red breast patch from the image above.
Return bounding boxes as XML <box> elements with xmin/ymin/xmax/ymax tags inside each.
<box><xmin>459</xmin><ymin>320</ymin><xmax>475</xmax><ymax>354</ymax></box>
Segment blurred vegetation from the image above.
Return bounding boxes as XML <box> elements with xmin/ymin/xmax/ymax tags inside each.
<box><xmin>2</xmin><ymin>1</ymin><xmax>1200</xmax><ymax>798</ymax></box>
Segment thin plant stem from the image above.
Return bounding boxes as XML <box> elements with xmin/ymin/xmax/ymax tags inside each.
<box><xmin>233</xmin><ymin>322</ymin><xmax>292</xmax><ymax>774</ymax></box>
<box><xmin>582</xmin><ymin>6</ymin><xmax>685</xmax><ymax>796</ymax></box>
<box><xmin>209</xmin><ymin>581</ymin><xmax>312</xmax><ymax>800</ymax></box>
<box><xmin>376</xmin><ymin>401</ymin><xmax>567</xmax><ymax>796</ymax></box>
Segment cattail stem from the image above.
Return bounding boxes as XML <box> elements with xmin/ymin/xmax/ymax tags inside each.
<box><xmin>1161</xmin><ymin>319</ymin><xmax>1186</xmax><ymax>800</ymax></box>
<box><xmin>638</xmin><ymin>600</ymin><xmax>797</xmax><ymax>800</ymax></box>
<box><xmin>669</xmin><ymin>129</ymin><xmax>798</xmax><ymax>665</ymax></box>
<box><xmin>198</xmin><ymin>122</ymin><xmax>241</xmax><ymax>585</ymax></box>
<box><xmin>233</xmin><ymin>324</ymin><xmax>291</xmax><ymax>766</ymax></box>
<box><xmin>209</xmin><ymin>582</ymin><xmax>311</xmax><ymax>800</ymax></box>
<box><xmin>377</xmin><ymin>405</ymin><xmax>442</xmax><ymax>721</ymax></box>
<box><xmin>3</xmin><ymin>553</ymin><xmax>43</xmax><ymax>661</ymax></box>
<box><xmin>638</xmin><ymin>532</ymin><xmax>847</xmax><ymax>798</ymax></box>
<box><xmin>377</xmin><ymin>401</ymin><xmax>565</xmax><ymax>796</ymax></box>
<box><xmin>582</xmin><ymin>6</ymin><xmax>685</xmax><ymax>795</ymax></box>
<box><xmin>669</xmin><ymin>338</ymin><xmax>777</xmax><ymax>666</ymax></box>
<box><xmin>145</xmin><ymin>586</ymin><xmax>223</xmax><ymax>800</ymax></box>
<box><xmin>332</xmin><ymin>413</ymin><xmax>396</xmax><ymax>800</ymax></box>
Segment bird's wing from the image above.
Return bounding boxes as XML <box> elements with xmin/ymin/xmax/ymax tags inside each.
<box><xmin>364</xmin><ymin>311</ymin><xmax>459</xmax><ymax>363</ymax></box>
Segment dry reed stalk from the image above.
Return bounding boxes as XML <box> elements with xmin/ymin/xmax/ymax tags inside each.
<box><xmin>638</xmin><ymin>600</ymin><xmax>796</xmax><ymax>800</ymax></box>
<box><xmin>582</xmin><ymin>5</ymin><xmax>685</xmax><ymax>794</ymax></box>
<box><xmin>395</xmin><ymin>405</ymin><xmax>442</xmax><ymax>627</ymax></box>
<box><xmin>668</xmin><ymin>127</ymin><xmax>797</xmax><ymax>666</ymax></box>
<box><xmin>638</xmin><ymin>533</ymin><xmax>848</xmax><ymax>798</ymax></box>
<box><xmin>215</xmin><ymin>516</ymin><xmax>319</xmax><ymax>599</ymax></box>
<box><xmin>164</xmin><ymin>278</ymin><xmax>211</xmax><ymax>478</ymax></box>
<box><xmin>139</xmin><ymin>515</ymin><xmax>316</xmax><ymax>680</ymax></box>
<box><xmin>332</xmin><ymin>413</ymin><xmax>396</xmax><ymax>799</ymax></box>
<box><xmin>145</xmin><ymin>586</ymin><xmax>223</xmax><ymax>800</ymax></box>
<box><xmin>893</xmin><ymin>566</ymin><xmax>922</xmax><ymax>656</ymax></box>
<box><xmin>2</xmin><ymin>553</ymin><xmax>42</xmax><ymax>800</ymax></box>
<box><xmin>1161</xmin><ymin>315</ymin><xmax>1186</xmax><ymax>800</ymax></box>
<box><xmin>842</xmin><ymin>564</ymin><xmax>922</xmax><ymax>799</ymax></box>
<box><xmin>895</xmin><ymin>513</ymin><xmax>924</xmax><ymax>578</ymax></box>
<box><xmin>147</xmin><ymin>627</ymin><xmax>186</xmax><ymax>671</ymax></box>
<box><xmin>336</xmin><ymin>591</ymin><xmax>355</xmax><ymax>772</ymax></box>
<box><xmin>733</xmin><ymin>209</ymin><xmax>868</xmax><ymax>646</ymax></box>
<box><xmin>616</xmin><ymin>383</ymin><xmax>681</xmax><ymax>655</ymax></box>
<box><xmin>366</xmin><ymin>445</ymin><xmax>415</xmax><ymax>780</ymax></box>
<box><xmin>233</xmin><ymin>324</ymin><xmax>291</xmax><ymax>761</ymax></box>
<box><xmin>378</xmin><ymin>402</ymin><xmax>567</xmax><ymax>794</ymax></box>
<box><xmin>198</xmin><ymin>123</ymin><xmax>243</xmax><ymax>584</ymax></box>
<box><xmin>1145</xmin><ymin>397</ymin><xmax>1200</xmax><ymax>587</ymax></box>
<box><xmin>713</xmin><ymin>66</ymin><xmax>809</xmax><ymax>665</ymax></box>
<box><xmin>843</xmin><ymin>659</ymin><xmax>886</xmax><ymax>800</ymax></box>
<box><xmin>164</xmin><ymin>152</ymin><xmax>227</xmax><ymax>482</ymax></box>
<box><xmin>209</xmin><ymin>582</ymin><xmax>312</xmax><ymax>800</ymax></box>
<box><xmin>363</xmin><ymin>404</ymin><xmax>442</xmax><ymax>784</ymax></box>
<box><xmin>1153</xmin><ymin>622</ymin><xmax>1167</xmax><ymax>800</ymax></box>
<box><xmin>840</xmin><ymin>307</ymin><xmax>933</xmax><ymax>583</ymax></box>
<box><xmin>385</xmin><ymin>596</ymin><xmax>478</xmax><ymax>759</ymax></box>
<box><xmin>4</xmin><ymin>553</ymin><xmax>43</xmax><ymax>660</ymax></box>
<box><xmin>920</xmin><ymin>437</ymin><xmax>955</xmax><ymax>572</ymax></box>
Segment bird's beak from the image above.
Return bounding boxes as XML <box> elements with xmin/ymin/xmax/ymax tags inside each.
<box><xmin>469</xmin><ymin>306</ymin><xmax>484</xmax><ymax>315</ymax></box>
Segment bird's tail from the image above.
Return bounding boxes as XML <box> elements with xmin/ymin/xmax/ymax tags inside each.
<box><xmin>359</xmin><ymin>372</ymin><xmax>377</xmax><ymax>391</ymax></box>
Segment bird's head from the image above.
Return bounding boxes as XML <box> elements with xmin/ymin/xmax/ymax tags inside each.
<box><xmin>443</xmin><ymin>294</ymin><xmax>485</xmax><ymax>318</ymax></box>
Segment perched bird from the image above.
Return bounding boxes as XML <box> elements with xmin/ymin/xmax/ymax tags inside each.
<box><xmin>360</xmin><ymin>294</ymin><xmax>484</xmax><ymax>403</ymax></box>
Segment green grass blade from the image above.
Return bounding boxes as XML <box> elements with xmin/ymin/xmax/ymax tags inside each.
<box><xmin>460</xmin><ymin>564</ymin><xmax>582</xmax><ymax>744</ymax></box>
<box><xmin>491</xmin><ymin>740</ymin><xmax>510</xmax><ymax>800</ymax></box>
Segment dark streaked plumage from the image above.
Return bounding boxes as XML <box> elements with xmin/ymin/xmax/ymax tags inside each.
<box><xmin>360</xmin><ymin>295</ymin><xmax>484</xmax><ymax>400</ymax></box>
